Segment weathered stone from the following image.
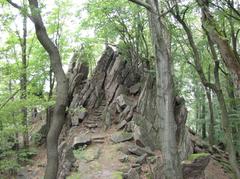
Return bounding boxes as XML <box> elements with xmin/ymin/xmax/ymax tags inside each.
<box><xmin>119</xmin><ymin>154</ymin><xmax>129</xmax><ymax>163</ymax></box>
<box><xmin>133</xmin><ymin>125</ymin><xmax>145</xmax><ymax>147</ymax></box>
<box><xmin>84</xmin><ymin>123</ymin><xmax>98</xmax><ymax>129</ymax></box>
<box><xmin>126</xmin><ymin>168</ymin><xmax>140</xmax><ymax>179</ymax></box>
<box><xmin>91</xmin><ymin>135</ymin><xmax>106</xmax><ymax>140</ymax></box>
<box><xmin>116</xmin><ymin>94</ymin><xmax>132</xmax><ymax>109</ymax></box>
<box><xmin>111</xmin><ymin>132</ymin><xmax>133</xmax><ymax>143</ymax></box>
<box><xmin>103</xmin><ymin>106</ymin><xmax>112</xmax><ymax>130</ymax></box>
<box><xmin>71</xmin><ymin>116</ymin><xmax>80</xmax><ymax>126</ymax></box>
<box><xmin>117</xmin><ymin>106</ymin><xmax>131</xmax><ymax>123</ymax></box>
<box><xmin>118</xmin><ymin>142</ymin><xmax>133</xmax><ymax>155</ymax></box>
<box><xmin>128</xmin><ymin>145</ymin><xmax>154</xmax><ymax>156</ymax></box>
<box><xmin>79</xmin><ymin>111</ymin><xmax>88</xmax><ymax>120</ymax></box>
<box><xmin>115</xmin><ymin>85</ymin><xmax>128</xmax><ymax>98</ymax></box>
<box><xmin>182</xmin><ymin>154</ymin><xmax>210</xmax><ymax>179</ymax></box>
<box><xmin>72</xmin><ymin>136</ymin><xmax>91</xmax><ymax>149</ymax></box>
<box><xmin>129</xmin><ymin>83</ymin><xmax>141</xmax><ymax>95</ymax></box>
<box><xmin>125</xmin><ymin>121</ymin><xmax>135</xmax><ymax>132</ymax></box>
<box><xmin>116</xmin><ymin>103</ymin><xmax>123</xmax><ymax>113</ymax></box>
<box><xmin>125</xmin><ymin>107</ymin><xmax>134</xmax><ymax>122</ymax></box>
<box><xmin>117</xmin><ymin>120</ymin><xmax>127</xmax><ymax>130</ymax></box>
<box><xmin>135</xmin><ymin>153</ymin><xmax>147</xmax><ymax>165</ymax></box>
<box><xmin>71</xmin><ymin>108</ymin><xmax>88</xmax><ymax>126</ymax></box>
<box><xmin>16</xmin><ymin>168</ymin><xmax>29</xmax><ymax>179</ymax></box>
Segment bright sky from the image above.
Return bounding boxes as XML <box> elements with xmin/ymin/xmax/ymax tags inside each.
<box><xmin>0</xmin><ymin>0</ymin><xmax>93</xmax><ymax>44</ymax></box>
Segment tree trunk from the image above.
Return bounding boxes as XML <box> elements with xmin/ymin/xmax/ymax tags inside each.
<box><xmin>171</xmin><ymin>3</ymin><xmax>239</xmax><ymax>176</ymax></box>
<box><xmin>197</xmin><ymin>0</ymin><xmax>240</xmax><ymax>89</ymax></box>
<box><xmin>201</xmin><ymin>99</ymin><xmax>206</xmax><ymax>139</ymax></box>
<box><xmin>208</xmin><ymin>36</ymin><xmax>240</xmax><ymax>178</ymax></box>
<box><xmin>146</xmin><ymin>0</ymin><xmax>182</xmax><ymax>178</ymax></box>
<box><xmin>20</xmin><ymin>10</ymin><xmax>29</xmax><ymax>148</ymax></box>
<box><xmin>206</xmin><ymin>88</ymin><xmax>215</xmax><ymax>146</ymax></box>
<box><xmin>206</xmin><ymin>65</ymin><xmax>215</xmax><ymax>146</ymax></box>
<box><xmin>27</xmin><ymin>1</ymin><xmax>69</xmax><ymax>179</ymax></box>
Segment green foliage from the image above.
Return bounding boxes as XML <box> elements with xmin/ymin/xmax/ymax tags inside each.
<box><xmin>67</xmin><ymin>172</ymin><xmax>81</xmax><ymax>179</ymax></box>
<box><xmin>112</xmin><ymin>171</ymin><xmax>123</xmax><ymax>179</ymax></box>
<box><xmin>73</xmin><ymin>146</ymin><xmax>87</xmax><ymax>160</ymax></box>
<box><xmin>0</xmin><ymin>147</ymin><xmax>37</xmax><ymax>174</ymax></box>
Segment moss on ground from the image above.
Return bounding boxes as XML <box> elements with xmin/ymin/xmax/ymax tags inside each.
<box><xmin>66</xmin><ymin>172</ymin><xmax>81</xmax><ymax>179</ymax></box>
<box><xmin>112</xmin><ymin>171</ymin><xmax>123</xmax><ymax>179</ymax></box>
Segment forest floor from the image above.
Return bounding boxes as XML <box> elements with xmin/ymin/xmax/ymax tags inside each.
<box><xmin>15</xmin><ymin>108</ymin><xmax>232</xmax><ymax>179</ymax></box>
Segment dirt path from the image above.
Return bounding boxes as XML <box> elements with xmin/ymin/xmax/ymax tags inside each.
<box><xmin>16</xmin><ymin>109</ymin><xmax>232</xmax><ymax>179</ymax></box>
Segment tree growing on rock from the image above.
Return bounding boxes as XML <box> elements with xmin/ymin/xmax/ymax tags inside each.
<box><xmin>129</xmin><ymin>0</ymin><xmax>183</xmax><ymax>178</ymax></box>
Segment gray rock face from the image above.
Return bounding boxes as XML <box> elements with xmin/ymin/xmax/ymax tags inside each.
<box><xmin>116</xmin><ymin>120</ymin><xmax>127</xmax><ymax>131</ymax></box>
<box><xmin>183</xmin><ymin>155</ymin><xmax>210</xmax><ymax>179</ymax></box>
<box><xmin>129</xmin><ymin>83</ymin><xmax>141</xmax><ymax>95</ymax></box>
<box><xmin>111</xmin><ymin>132</ymin><xmax>133</xmax><ymax>143</ymax></box>
<box><xmin>135</xmin><ymin>153</ymin><xmax>147</xmax><ymax>165</ymax></box>
<box><xmin>67</xmin><ymin>52</ymin><xmax>89</xmax><ymax>99</ymax></box>
<box><xmin>133</xmin><ymin>75</ymin><xmax>193</xmax><ymax>160</ymax></box>
<box><xmin>58</xmin><ymin>141</ymin><xmax>76</xmax><ymax>179</ymax></box>
<box><xmin>116</xmin><ymin>94</ymin><xmax>134</xmax><ymax>110</ymax></box>
<box><xmin>71</xmin><ymin>109</ymin><xmax>88</xmax><ymax>126</ymax></box>
<box><xmin>128</xmin><ymin>145</ymin><xmax>154</xmax><ymax>156</ymax></box>
<box><xmin>126</xmin><ymin>168</ymin><xmax>140</xmax><ymax>179</ymax></box>
<box><xmin>119</xmin><ymin>154</ymin><xmax>129</xmax><ymax>163</ymax></box>
<box><xmin>72</xmin><ymin>136</ymin><xmax>91</xmax><ymax>149</ymax></box>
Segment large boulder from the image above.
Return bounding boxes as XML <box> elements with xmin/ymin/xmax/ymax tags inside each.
<box><xmin>111</xmin><ymin>132</ymin><xmax>133</xmax><ymax>143</ymax></box>
<box><xmin>182</xmin><ymin>153</ymin><xmax>210</xmax><ymax>179</ymax></box>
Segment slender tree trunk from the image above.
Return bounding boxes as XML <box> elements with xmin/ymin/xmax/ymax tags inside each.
<box><xmin>197</xmin><ymin>0</ymin><xmax>240</xmax><ymax>89</ymax></box>
<box><xmin>201</xmin><ymin>99</ymin><xmax>206</xmax><ymax>139</ymax></box>
<box><xmin>206</xmin><ymin>88</ymin><xmax>215</xmax><ymax>146</ymax></box>
<box><xmin>208</xmin><ymin>37</ymin><xmax>240</xmax><ymax>178</ymax></box>
<box><xmin>226</xmin><ymin>76</ymin><xmax>239</xmax><ymax>139</ymax></box>
<box><xmin>27</xmin><ymin>1</ymin><xmax>69</xmax><ymax>178</ymax></box>
<box><xmin>171</xmin><ymin>3</ymin><xmax>239</xmax><ymax>176</ymax></box>
<box><xmin>194</xmin><ymin>90</ymin><xmax>200</xmax><ymax>134</ymax></box>
<box><xmin>206</xmin><ymin>65</ymin><xmax>215</xmax><ymax>146</ymax></box>
<box><xmin>146</xmin><ymin>0</ymin><xmax>182</xmax><ymax>178</ymax></box>
<box><xmin>46</xmin><ymin>68</ymin><xmax>55</xmax><ymax>134</ymax></box>
<box><xmin>20</xmin><ymin>11</ymin><xmax>29</xmax><ymax>148</ymax></box>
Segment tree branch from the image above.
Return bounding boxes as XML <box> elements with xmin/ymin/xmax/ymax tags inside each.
<box><xmin>7</xmin><ymin>0</ymin><xmax>33</xmax><ymax>21</ymax></box>
<box><xmin>0</xmin><ymin>89</ymin><xmax>20</xmax><ymax>110</ymax></box>
<box><xmin>128</xmin><ymin>0</ymin><xmax>154</xmax><ymax>13</ymax></box>
<box><xmin>7</xmin><ymin>0</ymin><xmax>22</xmax><ymax>10</ymax></box>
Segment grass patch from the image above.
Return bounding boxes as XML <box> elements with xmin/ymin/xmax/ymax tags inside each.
<box><xmin>73</xmin><ymin>147</ymin><xmax>86</xmax><ymax>160</ymax></box>
<box><xmin>67</xmin><ymin>172</ymin><xmax>81</xmax><ymax>179</ymax></box>
<box><xmin>112</xmin><ymin>171</ymin><xmax>123</xmax><ymax>179</ymax></box>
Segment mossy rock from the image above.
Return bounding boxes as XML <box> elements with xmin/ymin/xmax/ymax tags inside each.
<box><xmin>187</xmin><ymin>153</ymin><xmax>210</xmax><ymax>161</ymax></box>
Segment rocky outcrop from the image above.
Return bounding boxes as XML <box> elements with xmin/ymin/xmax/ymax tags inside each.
<box><xmin>59</xmin><ymin>46</ymin><xmax>193</xmax><ymax>178</ymax></box>
<box><xmin>182</xmin><ymin>154</ymin><xmax>211</xmax><ymax>179</ymax></box>
<box><xmin>132</xmin><ymin>75</ymin><xmax>193</xmax><ymax>160</ymax></box>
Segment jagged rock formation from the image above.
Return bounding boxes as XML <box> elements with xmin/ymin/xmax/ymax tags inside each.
<box><xmin>57</xmin><ymin>46</ymin><xmax>202</xmax><ymax>178</ymax></box>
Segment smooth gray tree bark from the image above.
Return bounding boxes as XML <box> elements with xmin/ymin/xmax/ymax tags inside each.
<box><xmin>129</xmin><ymin>0</ymin><xmax>183</xmax><ymax>178</ymax></box>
